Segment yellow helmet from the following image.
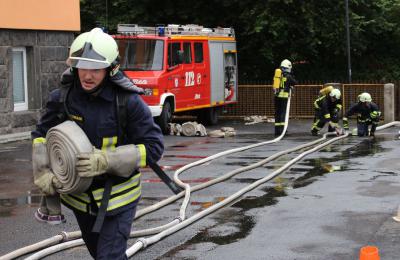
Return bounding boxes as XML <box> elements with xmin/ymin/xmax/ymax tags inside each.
<box><xmin>329</xmin><ymin>88</ymin><xmax>341</xmax><ymax>99</ymax></box>
<box><xmin>358</xmin><ymin>92</ymin><xmax>372</xmax><ymax>102</ymax></box>
<box><xmin>280</xmin><ymin>59</ymin><xmax>292</xmax><ymax>73</ymax></box>
<box><xmin>68</xmin><ymin>28</ymin><xmax>119</xmax><ymax>73</ymax></box>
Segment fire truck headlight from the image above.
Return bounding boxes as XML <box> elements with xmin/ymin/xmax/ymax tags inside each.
<box><xmin>144</xmin><ymin>88</ymin><xmax>159</xmax><ymax>96</ymax></box>
<box><xmin>144</xmin><ymin>88</ymin><xmax>153</xmax><ymax>96</ymax></box>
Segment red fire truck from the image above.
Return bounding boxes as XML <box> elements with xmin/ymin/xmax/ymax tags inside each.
<box><xmin>113</xmin><ymin>24</ymin><xmax>238</xmax><ymax>133</ymax></box>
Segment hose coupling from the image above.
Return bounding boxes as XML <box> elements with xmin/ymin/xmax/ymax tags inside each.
<box><xmin>174</xmin><ymin>216</ymin><xmax>184</xmax><ymax>222</ymax></box>
<box><xmin>59</xmin><ymin>231</ymin><xmax>69</xmax><ymax>242</ymax></box>
<box><xmin>137</xmin><ymin>237</ymin><xmax>148</xmax><ymax>248</ymax></box>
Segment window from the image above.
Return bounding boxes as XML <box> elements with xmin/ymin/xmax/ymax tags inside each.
<box><xmin>194</xmin><ymin>42</ymin><xmax>203</xmax><ymax>63</ymax></box>
<box><xmin>183</xmin><ymin>42</ymin><xmax>192</xmax><ymax>64</ymax></box>
<box><xmin>168</xmin><ymin>42</ymin><xmax>181</xmax><ymax>67</ymax></box>
<box><xmin>12</xmin><ymin>47</ymin><xmax>28</xmax><ymax>111</ymax></box>
<box><xmin>117</xmin><ymin>39</ymin><xmax>164</xmax><ymax>71</ymax></box>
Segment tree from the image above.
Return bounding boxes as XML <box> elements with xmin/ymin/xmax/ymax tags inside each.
<box><xmin>80</xmin><ymin>0</ymin><xmax>400</xmax><ymax>82</ymax></box>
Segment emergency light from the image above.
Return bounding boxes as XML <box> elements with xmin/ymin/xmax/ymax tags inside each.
<box><xmin>157</xmin><ymin>26</ymin><xmax>165</xmax><ymax>36</ymax></box>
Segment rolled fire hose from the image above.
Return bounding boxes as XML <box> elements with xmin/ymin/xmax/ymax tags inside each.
<box><xmin>46</xmin><ymin>120</ymin><xmax>93</xmax><ymax>194</ymax></box>
<box><xmin>181</xmin><ymin>122</ymin><xmax>207</xmax><ymax>137</ymax></box>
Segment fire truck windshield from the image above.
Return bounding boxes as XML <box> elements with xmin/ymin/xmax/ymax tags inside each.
<box><xmin>117</xmin><ymin>39</ymin><xmax>164</xmax><ymax>71</ymax></box>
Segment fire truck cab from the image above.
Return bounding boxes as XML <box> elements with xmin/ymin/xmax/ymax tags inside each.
<box><xmin>113</xmin><ymin>24</ymin><xmax>238</xmax><ymax>133</ymax></box>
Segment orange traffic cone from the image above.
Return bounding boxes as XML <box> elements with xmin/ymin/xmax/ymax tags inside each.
<box><xmin>359</xmin><ymin>246</ymin><xmax>380</xmax><ymax>260</ymax></box>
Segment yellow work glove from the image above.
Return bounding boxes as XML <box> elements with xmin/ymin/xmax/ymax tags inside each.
<box><xmin>76</xmin><ymin>148</ymin><xmax>108</xmax><ymax>178</ymax></box>
<box><xmin>76</xmin><ymin>145</ymin><xmax>142</xmax><ymax>178</ymax></box>
<box><xmin>34</xmin><ymin>169</ymin><xmax>62</xmax><ymax>195</ymax></box>
<box><xmin>32</xmin><ymin>138</ymin><xmax>62</xmax><ymax>195</ymax></box>
<box><xmin>342</xmin><ymin>117</ymin><xmax>349</xmax><ymax>130</ymax></box>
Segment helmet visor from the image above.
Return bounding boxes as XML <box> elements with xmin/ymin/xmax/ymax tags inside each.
<box><xmin>69</xmin><ymin>42</ymin><xmax>110</xmax><ymax>69</ymax></box>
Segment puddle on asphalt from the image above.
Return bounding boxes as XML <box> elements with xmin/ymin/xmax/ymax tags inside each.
<box><xmin>163</xmin><ymin>154</ymin><xmax>207</xmax><ymax>159</ymax></box>
<box><xmin>159</xmin><ymin>210</ymin><xmax>256</xmax><ymax>259</ymax></box>
<box><xmin>231</xmin><ymin>187</ymin><xmax>287</xmax><ymax>210</ymax></box>
<box><xmin>287</xmin><ymin>138</ymin><xmax>389</xmax><ymax>189</ymax></box>
<box><xmin>168</xmin><ymin>139</ymin><xmax>214</xmax><ymax>149</ymax></box>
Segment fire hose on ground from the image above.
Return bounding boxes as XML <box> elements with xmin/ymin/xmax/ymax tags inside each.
<box><xmin>2</xmin><ymin>96</ymin><xmax>400</xmax><ymax>259</ymax></box>
<box><xmin>1</xmin><ymin>95</ymin><xmax>292</xmax><ymax>260</ymax></box>
<box><xmin>125</xmin><ymin>121</ymin><xmax>400</xmax><ymax>257</ymax></box>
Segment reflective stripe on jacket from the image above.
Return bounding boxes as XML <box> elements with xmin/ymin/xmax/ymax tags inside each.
<box><xmin>61</xmin><ymin>173</ymin><xmax>141</xmax><ymax>213</ymax></box>
<box><xmin>274</xmin><ymin>68</ymin><xmax>296</xmax><ymax>99</ymax></box>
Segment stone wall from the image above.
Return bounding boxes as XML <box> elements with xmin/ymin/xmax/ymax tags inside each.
<box><xmin>0</xmin><ymin>29</ymin><xmax>74</xmax><ymax>135</ymax></box>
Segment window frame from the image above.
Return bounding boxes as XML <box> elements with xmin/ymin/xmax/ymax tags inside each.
<box><xmin>168</xmin><ymin>42</ymin><xmax>181</xmax><ymax>67</ymax></box>
<box><xmin>183</xmin><ymin>42</ymin><xmax>192</xmax><ymax>64</ymax></box>
<box><xmin>194</xmin><ymin>42</ymin><xmax>204</xmax><ymax>63</ymax></box>
<box><xmin>12</xmin><ymin>47</ymin><xmax>28</xmax><ymax>111</ymax></box>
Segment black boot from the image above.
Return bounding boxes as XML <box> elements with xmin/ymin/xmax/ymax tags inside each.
<box><xmin>275</xmin><ymin>126</ymin><xmax>283</xmax><ymax>136</ymax></box>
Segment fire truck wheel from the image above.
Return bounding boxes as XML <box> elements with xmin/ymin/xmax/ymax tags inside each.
<box><xmin>156</xmin><ymin>101</ymin><xmax>172</xmax><ymax>134</ymax></box>
<box><xmin>197</xmin><ymin>107</ymin><xmax>219</xmax><ymax>126</ymax></box>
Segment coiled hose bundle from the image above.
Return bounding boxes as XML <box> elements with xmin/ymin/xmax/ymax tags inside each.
<box><xmin>46</xmin><ymin>120</ymin><xmax>93</xmax><ymax>194</ymax></box>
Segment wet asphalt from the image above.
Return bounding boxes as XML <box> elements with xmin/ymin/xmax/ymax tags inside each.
<box><xmin>1</xmin><ymin>119</ymin><xmax>400</xmax><ymax>259</ymax></box>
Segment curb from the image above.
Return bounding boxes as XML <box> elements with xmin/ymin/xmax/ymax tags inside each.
<box><xmin>0</xmin><ymin>131</ymin><xmax>31</xmax><ymax>144</ymax></box>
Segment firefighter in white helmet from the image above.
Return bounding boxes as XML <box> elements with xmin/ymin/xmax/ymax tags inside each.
<box><xmin>272</xmin><ymin>59</ymin><xmax>297</xmax><ymax>136</ymax></box>
<box><xmin>343</xmin><ymin>92</ymin><xmax>381</xmax><ymax>136</ymax></box>
<box><xmin>31</xmin><ymin>28</ymin><xmax>164</xmax><ymax>259</ymax></box>
<box><xmin>311</xmin><ymin>87</ymin><xmax>343</xmax><ymax>136</ymax></box>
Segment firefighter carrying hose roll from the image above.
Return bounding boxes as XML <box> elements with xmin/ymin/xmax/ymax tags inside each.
<box><xmin>311</xmin><ymin>87</ymin><xmax>343</xmax><ymax>136</ymax></box>
<box><xmin>31</xmin><ymin>28</ymin><xmax>164</xmax><ymax>259</ymax></box>
<box><xmin>343</xmin><ymin>92</ymin><xmax>381</xmax><ymax>137</ymax></box>
<box><xmin>272</xmin><ymin>59</ymin><xmax>297</xmax><ymax>136</ymax></box>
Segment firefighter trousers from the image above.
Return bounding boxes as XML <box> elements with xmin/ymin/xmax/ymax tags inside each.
<box><xmin>312</xmin><ymin>110</ymin><xmax>339</xmax><ymax>133</ymax></box>
<box><xmin>357</xmin><ymin>121</ymin><xmax>376</xmax><ymax>136</ymax></box>
<box><xmin>73</xmin><ymin>206</ymin><xmax>136</xmax><ymax>260</ymax></box>
<box><xmin>274</xmin><ymin>96</ymin><xmax>288</xmax><ymax>135</ymax></box>
<box><xmin>39</xmin><ymin>194</ymin><xmax>62</xmax><ymax>215</ymax></box>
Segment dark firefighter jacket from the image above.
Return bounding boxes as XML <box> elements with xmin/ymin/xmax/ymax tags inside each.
<box><xmin>31</xmin><ymin>73</ymin><xmax>164</xmax><ymax>216</ymax></box>
<box><xmin>314</xmin><ymin>95</ymin><xmax>342</xmax><ymax>121</ymax></box>
<box><xmin>344</xmin><ymin>102</ymin><xmax>381</xmax><ymax>124</ymax></box>
<box><xmin>276</xmin><ymin>70</ymin><xmax>297</xmax><ymax>98</ymax></box>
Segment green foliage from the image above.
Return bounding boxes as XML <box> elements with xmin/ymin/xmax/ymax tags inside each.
<box><xmin>80</xmin><ymin>0</ymin><xmax>400</xmax><ymax>82</ymax></box>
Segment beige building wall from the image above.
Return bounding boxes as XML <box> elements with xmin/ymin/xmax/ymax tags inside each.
<box><xmin>0</xmin><ymin>0</ymin><xmax>80</xmax><ymax>31</ymax></box>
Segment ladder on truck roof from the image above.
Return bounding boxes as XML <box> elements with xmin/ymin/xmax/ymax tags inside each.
<box><xmin>117</xmin><ymin>24</ymin><xmax>235</xmax><ymax>38</ymax></box>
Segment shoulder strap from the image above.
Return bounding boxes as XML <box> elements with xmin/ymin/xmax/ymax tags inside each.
<box><xmin>58</xmin><ymin>69</ymin><xmax>75</xmax><ymax>121</ymax></box>
<box><xmin>116</xmin><ymin>89</ymin><xmax>131</xmax><ymax>145</ymax></box>
<box><xmin>57</xmin><ymin>84</ymin><xmax>72</xmax><ymax>121</ymax></box>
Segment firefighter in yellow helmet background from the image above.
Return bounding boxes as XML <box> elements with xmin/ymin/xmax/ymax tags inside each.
<box><xmin>272</xmin><ymin>59</ymin><xmax>297</xmax><ymax>136</ymax></box>
<box><xmin>343</xmin><ymin>92</ymin><xmax>381</xmax><ymax>136</ymax></box>
<box><xmin>311</xmin><ymin>87</ymin><xmax>343</xmax><ymax>136</ymax></box>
